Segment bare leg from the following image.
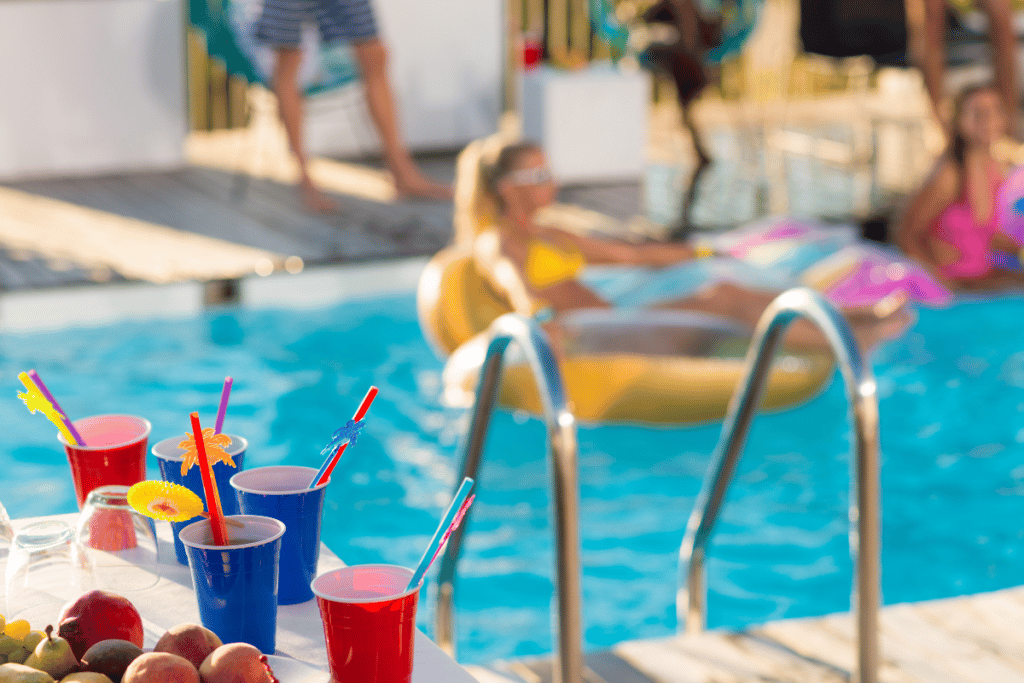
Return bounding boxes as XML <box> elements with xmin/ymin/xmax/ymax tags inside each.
<box><xmin>271</xmin><ymin>47</ymin><xmax>336</xmax><ymax>213</ymax></box>
<box><xmin>951</xmin><ymin>268</ymin><xmax>1024</xmax><ymax>290</ymax></box>
<box><xmin>353</xmin><ymin>39</ymin><xmax>452</xmax><ymax>200</ymax></box>
<box><xmin>977</xmin><ymin>0</ymin><xmax>1019</xmax><ymax>135</ymax></box>
<box><xmin>655</xmin><ymin>282</ymin><xmax>912</xmax><ymax>352</ymax></box>
<box><xmin>906</xmin><ymin>0</ymin><xmax>950</xmax><ymax>127</ymax></box>
<box><xmin>682</xmin><ymin>104</ymin><xmax>711</xmax><ymax>166</ymax></box>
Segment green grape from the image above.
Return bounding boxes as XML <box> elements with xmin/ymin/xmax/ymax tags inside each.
<box><xmin>0</xmin><ymin>654</ymin><xmax>7</xmax><ymax>664</ymax></box>
<box><xmin>0</xmin><ymin>614</ymin><xmax>6</xmax><ymax>633</ymax></box>
<box><xmin>6</xmin><ymin>646</ymin><xmax>29</xmax><ymax>664</ymax></box>
<box><xmin>22</xmin><ymin>631</ymin><xmax>45</xmax><ymax>653</ymax></box>
<box><xmin>0</xmin><ymin>634</ymin><xmax>20</xmax><ymax>656</ymax></box>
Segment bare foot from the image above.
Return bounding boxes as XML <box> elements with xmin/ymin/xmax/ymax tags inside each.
<box><xmin>392</xmin><ymin>170</ymin><xmax>453</xmax><ymax>201</ymax></box>
<box><xmin>849</xmin><ymin>305</ymin><xmax>916</xmax><ymax>353</ymax></box>
<box><xmin>301</xmin><ymin>182</ymin><xmax>338</xmax><ymax>214</ymax></box>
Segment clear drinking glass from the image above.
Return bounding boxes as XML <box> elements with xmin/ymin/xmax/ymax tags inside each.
<box><xmin>0</xmin><ymin>499</ymin><xmax>12</xmax><ymax>616</ymax></box>
<box><xmin>5</xmin><ymin>520</ymin><xmax>94</xmax><ymax>625</ymax></box>
<box><xmin>75</xmin><ymin>485</ymin><xmax>160</xmax><ymax>592</ymax></box>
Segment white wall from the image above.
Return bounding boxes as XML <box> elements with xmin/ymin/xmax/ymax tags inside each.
<box><xmin>305</xmin><ymin>0</ymin><xmax>504</xmax><ymax>156</ymax></box>
<box><xmin>0</xmin><ymin>0</ymin><xmax>188</xmax><ymax>180</ymax></box>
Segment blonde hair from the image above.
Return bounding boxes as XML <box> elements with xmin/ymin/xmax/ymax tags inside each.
<box><xmin>452</xmin><ymin>134</ymin><xmax>538</xmax><ymax>247</ymax></box>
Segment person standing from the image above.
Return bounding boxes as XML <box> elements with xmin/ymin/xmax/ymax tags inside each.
<box><xmin>256</xmin><ymin>0</ymin><xmax>452</xmax><ymax>211</ymax></box>
<box><xmin>906</xmin><ymin>0</ymin><xmax>1019</xmax><ymax>135</ymax></box>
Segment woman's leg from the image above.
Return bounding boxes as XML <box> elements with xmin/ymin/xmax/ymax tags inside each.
<box><xmin>655</xmin><ymin>282</ymin><xmax>912</xmax><ymax>351</ymax></box>
<box><xmin>953</xmin><ymin>268</ymin><xmax>1024</xmax><ymax>290</ymax></box>
<box><xmin>271</xmin><ymin>47</ymin><xmax>336</xmax><ymax>213</ymax></box>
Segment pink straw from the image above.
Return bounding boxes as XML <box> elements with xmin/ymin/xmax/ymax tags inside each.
<box><xmin>27</xmin><ymin>369</ymin><xmax>86</xmax><ymax>446</ymax></box>
<box><xmin>214</xmin><ymin>377</ymin><xmax>233</xmax><ymax>435</ymax></box>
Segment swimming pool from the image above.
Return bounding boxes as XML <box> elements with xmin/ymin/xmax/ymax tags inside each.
<box><xmin>2</xmin><ymin>273</ymin><xmax>1023</xmax><ymax>666</ymax></box>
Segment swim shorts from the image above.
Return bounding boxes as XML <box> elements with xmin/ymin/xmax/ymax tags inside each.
<box><xmin>255</xmin><ymin>0</ymin><xmax>378</xmax><ymax>46</ymax></box>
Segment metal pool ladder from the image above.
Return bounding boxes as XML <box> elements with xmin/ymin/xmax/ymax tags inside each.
<box><xmin>677</xmin><ymin>287</ymin><xmax>882</xmax><ymax>683</ymax></box>
<box><xmin>434</xmin><ymin>313</ymin><xmax>585</xmax><ymax>683</ymax></box>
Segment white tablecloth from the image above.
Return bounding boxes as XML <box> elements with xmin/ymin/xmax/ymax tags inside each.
<box><xmin>13</xmin><ymin>514</ymin><xmax>475</xmax><ymax>682</ymax></box>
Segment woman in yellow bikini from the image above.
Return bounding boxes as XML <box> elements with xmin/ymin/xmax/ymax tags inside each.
<box><xmin>464</xmin><ymin>139</ymin><xmax>910</xmax><ymax>351</ymax></box>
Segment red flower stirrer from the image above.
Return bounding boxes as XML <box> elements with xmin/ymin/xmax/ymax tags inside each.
<box><xmin>190</xmin><ymin>411</ymin><xmax>229</xmax><ymax>546</ymax></box>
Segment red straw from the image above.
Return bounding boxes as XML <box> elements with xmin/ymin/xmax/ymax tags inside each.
<box><xmin>314</xmin><ymin>386</ymin><xmax>378</xmax><ymax>487</ymax></box>
<box><xmin>190</xmin><ymin>412</ymin><xmax>228</xmax><ymax>546</ymax></box>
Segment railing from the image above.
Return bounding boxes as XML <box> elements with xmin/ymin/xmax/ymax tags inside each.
<box><xmin>434</xmin><ymin>314</ymin><xmax>584</xmax><ymax>683</ymax></box>
<box><xmin>676</xmin><ymin>287</ymin><xmax>882</xmax><ymax>683</ymax></box>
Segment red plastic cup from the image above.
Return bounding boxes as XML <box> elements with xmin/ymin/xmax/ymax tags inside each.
<box><xmin>58</xmin><ymin>415</ymin><xmax>151</xmax><ymax>509</ymax></box>
<box><xmin>312</xmin><ymin>565</ymin><xmax>420</xmax><ymax>683</ymax></box>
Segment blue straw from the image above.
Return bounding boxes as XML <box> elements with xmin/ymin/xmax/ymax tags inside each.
<box><xmin>406</xmin><ymin>477</ymin><xmax>476</xmax><ymax>590</ymax></box>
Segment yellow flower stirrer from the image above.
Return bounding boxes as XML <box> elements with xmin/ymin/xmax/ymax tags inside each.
<box><xmin>17</xmin><ymin>372</ymin><xmax>77</xmax><ymax>445</ymax></box>
<box><xmin>127</xmin><ymin>480</ymin><xmax>242</xmax><ymax>527</ymax></box>
<box><xmin>127</xmin><ymin>481</ymin><xmax>205</xmax><ymax>522</ymax></box>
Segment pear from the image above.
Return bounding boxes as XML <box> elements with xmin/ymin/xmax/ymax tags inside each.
<box><xmin>24</xmin><ymin>627</ymin><xmax>78</xmax><ymax>680</ymax></box>
<box><xmin>0</xmin><ymin>635</ymin><xmax>20</xmax><ymax>656</ymax></box>
<box><xmin>22</xmin><ymin>634</ymin><xmax>46</xmax><ymax>654</ymax></box>
<box><xmin>0</xmin><ymin>662</ymin><xmax>56</xmax><ymax>682</ymax></box>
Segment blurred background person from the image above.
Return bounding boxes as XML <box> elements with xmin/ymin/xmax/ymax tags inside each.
<box><xmin>256</xmin><ymin>0</ymin><xmax>452</xmax><ymax>212</ymax></box>
<box><xmin>898</xmin><ymin>82</ymin><xmax>1024</xmax><ymax>289</ymax></box>
<box><xmin>906</xmin><ymin>0</ymin><xmax>1020</xmax><ymax>133</ymax></box>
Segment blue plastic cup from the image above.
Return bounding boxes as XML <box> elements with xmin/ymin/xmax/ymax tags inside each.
<box><xmin>152</xmin><ymin>434</ymin><xmax>247</xmax><ymax>565</ymax></box>
<box><xmin>179</xmin><ymin>515</ymin><xmax>284</xmax><ymax>654</ymax></box>
<box><xmin>230</xmin><ymin>465</ymin><xmax>327</xmax><ymax>605</ymax></box>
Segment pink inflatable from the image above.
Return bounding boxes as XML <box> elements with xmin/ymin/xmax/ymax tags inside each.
<box><xmin>997</xmin><ymin>164</ymin><xmax>1024</xmax><ymax>269</ymax></box>
<box><xmin>710</xmin><ymin>217</ymin><xmax>953</xmax><ymax>308</ymax></box>
<box><xmin>810</xmin><ymin>244</ymin><xmax>952</xmax><ymax>309</ymax></box>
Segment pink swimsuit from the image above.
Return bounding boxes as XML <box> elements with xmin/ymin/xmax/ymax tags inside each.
<box><xmin>933</xmin><ymin>164</ymin><xmax>1003</xmax><ymax>279</ymax></box>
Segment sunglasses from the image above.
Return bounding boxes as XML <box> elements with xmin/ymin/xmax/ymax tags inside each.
<box><xmin>505</xmin><ymin>166</ymin><xmax>554</xmax><ymax>186</ymax></box>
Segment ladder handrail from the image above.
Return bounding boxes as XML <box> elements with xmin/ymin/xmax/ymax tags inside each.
<box><xmin>434</xmin><ymin>313</ymin><xmax>584</xmax><ymax>683</ymax></box>
<box><xmin>677</xmin><ymin>287</ymin><xmax>881</xmax><ymax>683</ymax></box>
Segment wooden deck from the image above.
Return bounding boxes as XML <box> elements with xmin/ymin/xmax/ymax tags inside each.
<box><xmin>468</xmin><ymin>585</ymin><xmax>1024</xmax><ymax>683</ymax></box>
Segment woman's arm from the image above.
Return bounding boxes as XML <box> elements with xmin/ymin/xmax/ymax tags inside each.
<box><xmin>472</xmin><ymin>230</ymin><xmax>543</xmax><ymax>316</ymax></box>
<box><xmin>990</xmin><ymin>230</ymin><xmax>1023</xmax><ymax>255</ymax></box>
<box><xmin>896</xmin><ymin>159</ymin><xmax>960</xmax><ymax>273</ymax></box>
<box><xmin>547</xmin><ymin>229</ymin><xmax>696</xmax><ymax>266</ymax></box>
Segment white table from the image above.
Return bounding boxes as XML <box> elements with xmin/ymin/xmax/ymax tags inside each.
<box><xmin>13</xmin><ymin>514</ymin><xmax>476</xmax><ymax>682</ymax></box>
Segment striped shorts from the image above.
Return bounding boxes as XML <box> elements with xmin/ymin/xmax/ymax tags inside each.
<box><xmin>255</xmin><ymin>0</ymin><xmax>378</xmax><ymax>46</ymax></box>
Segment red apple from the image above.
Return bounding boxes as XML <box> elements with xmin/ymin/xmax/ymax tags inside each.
<box><xmin>58</xmin><ymin>591</ymin><xmax>145</xmax><ymax>660</ymax></box>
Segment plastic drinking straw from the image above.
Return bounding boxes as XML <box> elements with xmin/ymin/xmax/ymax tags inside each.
<box><xmin>214</xmin><ymin>376</ymin><xmax>233</xmax><ymax>435</ymax></box>
<box><xmin>27</xmin><ymin>370</ymin><xmax>86</xmax><ymax>445</ymax></box>
<box><xmin>308</xmin><ymin>386</ymin><xmax>378</xmax><ymax>488</ymax></box>
<box><xmin>17</xmin><ymin>372</ymin><xmax>78</xmax><ymax>446</ymax></box>
<box><xmin>406</xmin><ymin>477</ymin><xmax>476</xmax><ymax>590</ymax></box>
<box><xmin>190</xmin><ymin>412</ymin><xmax>229</xmax><ymax>546</ymax></box>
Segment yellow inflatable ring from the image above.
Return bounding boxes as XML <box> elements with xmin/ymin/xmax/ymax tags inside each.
<box><xmin>417</xmin><ymin>246</ymin><xmax>835</xmax><ymax>425</ymax></box>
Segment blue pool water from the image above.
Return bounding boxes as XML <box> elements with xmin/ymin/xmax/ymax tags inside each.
<box><xmin>2</xmin><ymin>289</ymin><xmax>1024</xmax><ymax>665</ymax></box>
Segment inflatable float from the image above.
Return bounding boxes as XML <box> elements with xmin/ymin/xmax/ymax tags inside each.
<box><xmin>417</xmin><ymin>242</ymin><xmax>836</xmax><ymax>424</ymax></box>
<box><xmin>418</xmin><ymin>213</ymin><xmax>954</xmax><ymax>425</ymax></box>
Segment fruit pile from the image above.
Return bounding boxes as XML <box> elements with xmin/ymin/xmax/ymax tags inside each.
<box><xmin>0</xmin><ymin>591</ymin><xmax>278</xmax><ymax>683</ymax></box>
